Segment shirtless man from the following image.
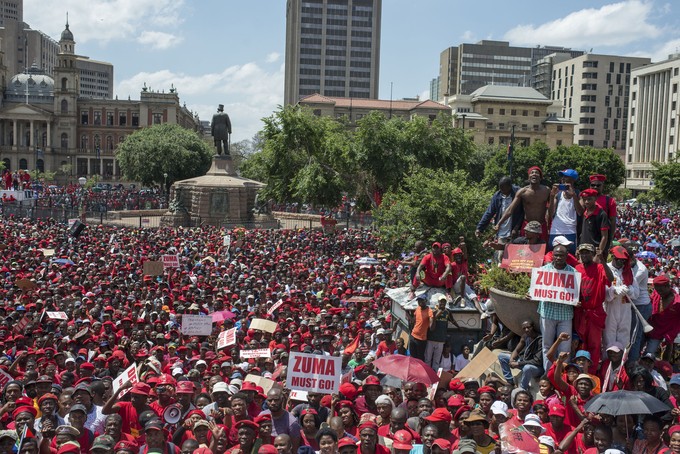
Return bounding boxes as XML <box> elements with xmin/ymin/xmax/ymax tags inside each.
<box><xmin>494</xmin><ymin>166</ymin><xmax>551</xmax><ymax>241</ymax></box>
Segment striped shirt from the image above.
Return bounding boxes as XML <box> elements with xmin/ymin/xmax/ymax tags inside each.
<box><xmin>537</xmin><ymin>263</ymin><xmax>576</xmax><ymax>321</ymax></box>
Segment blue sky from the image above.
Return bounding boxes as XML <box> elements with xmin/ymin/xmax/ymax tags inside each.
<box><xmin>25</xmin><ymin>0</ymin><xmax>680</xmax><ymax>142</ymax></box>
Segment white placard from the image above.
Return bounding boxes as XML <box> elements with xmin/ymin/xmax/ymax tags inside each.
<box><xmin>217</xmin><ymin>328</ymin><xmax>237</xmax><ymax>350</ymax></box>
<box><xmin>240</xmin><ymin>349</ymin><xmax>272</xmax><ymax>359</ymax></box>
<box><xmin>162</xmin><ymin>254</ymin><xmax>180</xmax><ymax>269</ymax></box>
<box><xmin>181</xmin><ymin>314</ymin><xmax>213</xmax><ymax>336</ymax></box>
<box><xmin>289</xmin><ymin>390</ymin><xmax>309</xmax><ymax>402</ymax></box>
<box><xmin>112</xmin><ymin>363</ymin><xmax>138</xmax><ymax>394</ymax></box>
<box><xmin>223</xmin><ymin>235</ymin><xmax>231</xmax><ymax>248</ymax></box>
<box><xmin>46</xmin><ymin>311</ymin><xmax>68</xmax><ymax>320</ymax></box>
<box><xmin>267</xmin><ymin>299</ymin><xmax>284</xmax><ymax>315</ymax></box>
<box><xmin>288</xmin><ymin>352</ymin><xmax>341</xmax><ymax>394</ymax></box>
<box><xmin>529</xmin><ymin>268</ymin><xmax>582</xmax><ymax>305</ymax></box>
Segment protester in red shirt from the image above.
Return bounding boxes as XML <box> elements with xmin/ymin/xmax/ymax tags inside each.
<box><xmin>646</xmin><ymin>274</ymin><xmax>680</xmax><ymax>356</ymax></box>
<box><xmin>414</xmin><ymin>243</ymin><xmax>451</xmax><ymax>289</ymax></box>
<box><xmin>102</xmin><ymin>382</ymin><xmax>151</xmax><ymax>439</ymax></box>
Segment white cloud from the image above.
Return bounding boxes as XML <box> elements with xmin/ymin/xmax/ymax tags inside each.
<box><xmin>24</xmin><ymin>0</ymin><xmax>184</xmax><ymax>44</ymax></box>
<box><xmin>116</xmin><ymin>61</ymin><xmax>284</xmax><ymax>142</ymax></box>
<box><xmin>504</xmin><ymin>1</ymin><xmax>661</xmax><ymax>48</ymax></box>
<box><xmin>460</xmin><ymin>30</ymin><xmax>476</xmax><ymax>42</ymax></box>
<box><xmin>265</xmin><ymin>52</ymin><xmax>281</xmax><ymax>63</ymax></box>
<box><xmin>647</xmin><ymin>38</ymin><xmax>680</xmax><ymax>62</ymax></box>
<box><xmin>137</xmin><ymin>31</ymin><xmax>183</xmax><ymax>50</ymax></box>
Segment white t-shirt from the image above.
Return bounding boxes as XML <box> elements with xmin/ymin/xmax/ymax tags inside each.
<box><xmin>550</xmin><ymin>193</ymin><xmax>577</xmax><ymax>235</ymax></box>
<box><xmin>454</xmin><ymin>353</ymin><xmax>470</xmax><ymax>372</ymax></box>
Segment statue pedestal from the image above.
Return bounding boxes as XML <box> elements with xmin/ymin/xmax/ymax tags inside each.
<box><xmin>160</xmin><ymin>155</ymin><xmax>276</xmax><ymax>228</ymax></box>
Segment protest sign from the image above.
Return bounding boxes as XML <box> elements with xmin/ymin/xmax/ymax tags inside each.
<box><xmin>289</xmin><ymin>390</ymin><xmax>308</xmax><ymax>402</ymax></box>
<box><xmin>15</xmin><ymin>279</ymin><xmax>36</xmax><ymax>291</ymax></box>
<box><xmin>0</xmin><ymin>368</ymin><xmax>14</xmax><ymax>388</ymax></box>
<box><xmin>181</xmin><ymin>314</ymin><xmax>213</xmax><ymax>336</ymax></box>
<box><xmin>288</xmin><ymin>352</ymin><xmax>341</xmax><ymax>394</ymax></box>
<box><xmin>240</xmin><ymin>349</ymin><xmax>272</xmax><ymax>359</ymax></box>
<box><xmin>112</xmin><ymin>363</ymin><xmax>138</xmax><ymax>394</ymax></box>
<box><xmin>223</xmin><ymin>235</ymin><xmax>231</xmax><ymax>248</ymax></box>
<box><xmin>40</xmin><ymin>248</ymin><xmax>56</xmax><ymax>257</ymax></box>
<box><xmin>217</xmin><ymin>328</ymin><xmax>237</xmax><ymax>350</ymax></box>
<box><xmin>162</xmin><ymin>255</ymin><xmax>180</xmax><ymax>269</ymax></box>
<box><xmin>143</xmin><ymin>261</ymin><xmax>164</xmax><ymax>276</ymax></box>
<box><xmin>13</xmin><ymin>315</ymin><xmax>31</xmax><ymax>333</ymax></box>
<box><xmin>501</xmin><ymin>244</ymin><xmax>546</xmax><ymax>273</ymax></box>
<box><xmin>250</xmin><ymin>318</ymin><xmax>278</xmax><ymax>334</ymax></box>
<box><xmin>455</xmin><ymin>347</ymin><xmax>498</xmax><ymax>379</ymax></box>
<box><xmin>267</xmin><ymin>299</ymin><xmax>284</xmax><ymax>315</ymax></box>
<box><xmin>46</xmin><ymin>311</ymin><xmax>68</xmax><ymax>321</ymax></box>
<box><xmin>529</xmin><ymin>268</ymin><xmax>581</xmax><ymax>305</ymax></box>
<box><xmin>244</xmin><ymin>374</ymin><xmax>278</xmax><ymax>394</ymax></box>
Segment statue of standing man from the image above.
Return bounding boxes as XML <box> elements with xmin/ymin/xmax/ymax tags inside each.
<box><xmin>211</xmin><ymin>104</ymin><xmax>232</xmax><ymax>156</ymax></box>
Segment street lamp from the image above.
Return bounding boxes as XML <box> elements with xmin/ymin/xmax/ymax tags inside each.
<box><xmin>460</xmin><ymin>113</ymin><xmax>467</xmax><ymax>131</ymax></box>
<box><xmin>163</xmin><ymin>172</ymin><xmax>168</xmax><ymax>195</ymax></box>
<box><xmin>78</xmin><ymin>177</ymin><xmax>86</xmax><ymax>221</ymax></box>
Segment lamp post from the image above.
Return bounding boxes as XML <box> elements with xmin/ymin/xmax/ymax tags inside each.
<box><xmin>78</xmin><ymin>176</ymin><xmax>86</xmax><ymax>221</ymax></box>
<box><xmin>460</xmin><ymin>113</ymin><xmax>467</xmax><ymax>131</ymax></box>
<box><xmin>163</xmin><ymin>172</ymin><xmax>168</xmax><ymax>196</ymax></box>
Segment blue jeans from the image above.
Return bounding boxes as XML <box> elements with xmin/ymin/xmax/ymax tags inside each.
<box><xmin>498</xmin><ymin>352</ymin><xmax>544</xmax><ymax>390</ymax></box>
<box><xmin>645</xmin><ymin>338</ymin><xmax>662</xmax><ymax>357</ymax></box>
<box><xmin>540</xmin><ymin>317</ymin><xmax>572</xmax><ymax>371</ymax></box>
<box><xmin>629</xmin><ymin>303</ymin><xmax>653</xmax><ymax>361</ymax></box>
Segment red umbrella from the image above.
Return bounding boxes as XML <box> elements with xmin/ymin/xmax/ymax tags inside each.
<box><xmin>371</xmin><ymin>354</ymin><xmax>440</xmax><ymax>384</ymax></box>
<box><xmin>211</xmin><ymin>310</ymin><xmax>236</xmax><ymax>324</ymax></box>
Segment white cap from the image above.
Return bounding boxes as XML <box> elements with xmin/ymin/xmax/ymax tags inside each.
<box><xmin>212</xmin><ymin>382</ymin><xmax>229</xmax><ymax>394</ymax></box>
<box><xmin>604</xmin><ymin>450</ymin><xmax>626</xmax><ymax>454</ymax></box>
<box><xmin>538</xmin><ymin>436</ymin><xmax>555</xmax><ymax>448</ymax></box>
<box><xmin>65</xmin><ymin>357</ymin><xmax>75</xmax><ymax>364</ymax></box>
<box><xmin>522</xmin><ymin>414</ymin><xmax>546</xmax><ymax>433</ymax></box>
<box><xmin>196</xmin><ymin>360</ymin><xmax>207</xmax><ymax>367</ymax></box>
<box><xmin>490</xmin><ymin>401</ymin><xmax>508</xmax><ymax>417</ymax></box>
<box><xmin>552</xmin><ymin>235</ymin><xmax>574</xmax><ymax>247</ymax></box>
<box><xmin>376</xmin><ymin>328</ymin><xmax>386</xmax><ymax>335</ymax></box>
<box><xmin>171</xmin><ymin>367</ymin><xmax>183</xmax><ymax>376</ymax></box>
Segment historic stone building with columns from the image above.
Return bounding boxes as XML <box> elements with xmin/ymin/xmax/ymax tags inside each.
<box><xmin>0</xmin><ymin>22</ymin><xmax>201</xmax><ymax>182</ymax></box>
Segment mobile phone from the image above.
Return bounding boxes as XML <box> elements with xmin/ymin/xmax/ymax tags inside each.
<box><xmin>558</xmin><ymin>184</ymin><xmax>568</xmax><ymax>191</ymax></box>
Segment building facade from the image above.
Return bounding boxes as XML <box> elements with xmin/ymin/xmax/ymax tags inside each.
<box><xmin>436</xmin><ymin>41</ymin><xmax>583</xmax><ymax>101</ymax></box>
<box><xmin>0</xmin><ymin>23</ymin><xmax>201</xmax><ymax>181</ymax></box>
<box><xmin>298</xmin><ymin>93</ymin><xmax>450</xmax><ymax>124</ymax></box>
<box><xmin>625</xmin><ymin>54</ymin><xmax>680</xmax><ymax>191</ymax></box>
<box><xmin>550</xmin><ymin>53</ymin><xmax>650</xmax><ymax>156</ymax></box>
<box><xmin>284</xmin><ymin>0</ymin><xmax>382</xmax><ymax>106</ymax></box>
<box><xmin>447</xmin><ymin>85</ymin><xmax>574</xmax><ymax>149</ymax></box>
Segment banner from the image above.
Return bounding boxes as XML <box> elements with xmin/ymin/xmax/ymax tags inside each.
<box><xmin>13</xmin><ymin>316</ymin><xmax>31</xmax><ymax>334</ymax></box>
<box><xmin>46</xmin><ymin>311</ymin><xmax>68</xmax><ymax>321</ymax></box>
<box><xmin>112</xmin><ymin>363</ymin><xmax>138</xmax><ymax>394</ymax></box>
<box><xmin>181</xmin><ymin>314</ymin><xmax>213</xmax><ymax>336</ymax></box>
<box><xmin>217</xmin><ymin>328</ymin><xmax>237</xmax><ymax>350</ymax></box>
<box><xmin>0</xmin><ymin>368</ymin><xmax>14</xmax><ymax>388</ymax></box>
<box><xmin>267</xmin><ymin>299</ymin><xmax>284</xmax><ymax>315</ymax></box>
<box><xmin>501</xmin><ymin>244</ymin><xmax>546</xmax><ymax>273</ymax></box>
<box><xmin>529</xmin><ymin>268</ymin><xmax>581</xmax><ymax>305</ymax></box>
<box><xmin>288</xmin><ymin>352</ymin><xmax>341</xmax><ymax>394</ymax></box>
<box><xmin>162</xmin><ymin>255</ymin><xmax>180</xmax><ymax>269</ymax></box>
<box><xmin>240</xmin><ymin>348</ymin><xmax>272</xmax><ymax>359</ymax></box>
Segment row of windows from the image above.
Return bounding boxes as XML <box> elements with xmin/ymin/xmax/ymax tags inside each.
<box><xmin>81</xmin><ymin>111</ymin><xmax>139</xmax><ymax>127</ymax></box>
<box><xmin>486</xmin><ymin>108</ymin><xmax>541</xmax><ymax>116</ymax></box>
<box><xmin>300</xmin><ymin>58</ymin><xmax>321</xmax><ymax>65</ymax></box>
<box><xmin>463</xmin><ymin>62</ymin><xmax>531</xmax><ymax>71</ymax></box>
<box><xmin>462</xmin><ymin>53</ymin><xmax>531</xmax><ymax>62</ymax></box>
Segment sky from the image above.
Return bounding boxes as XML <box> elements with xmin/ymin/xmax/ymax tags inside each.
<box><xmin>24</xmin><ymin>0</ymin><xmax>680</xmax><ymax>142</ymax></box>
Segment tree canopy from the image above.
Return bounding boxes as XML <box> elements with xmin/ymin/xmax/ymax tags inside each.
<box><xmin>115</xmin><ymin>124</ymin><xmax>213</xmax><ymax>189</ymax></box>
<box><xmin>652</xmin><ymin>161</ymin><xmax>680</xmax><ymax>205</ymax></box>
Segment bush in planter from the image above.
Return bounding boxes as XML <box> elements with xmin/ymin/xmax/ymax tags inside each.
<box><xmin>478</xmin><ymin>265</ymin><xmax>531</xmax><ymax>296</ymax></box>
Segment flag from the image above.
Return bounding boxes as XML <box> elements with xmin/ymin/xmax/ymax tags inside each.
<box><xmin>343</xmin><ymin>334</ymin><xmax>361</xmax><ymax>356</ymax></box>
<box><xmin>507</xmin><ymin>128</ymin><xmax>514</xmax><ymax>161</ymax></box>
<box><xmin>13</xmin><ymin>424</ymin><xmax>33</xmax><ymax>453</ymax></box>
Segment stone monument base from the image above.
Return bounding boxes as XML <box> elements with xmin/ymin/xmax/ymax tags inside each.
<box><xmin>160</xmin><ymin>155</ymin><xmax>275</xmax><ymax>228</ymax></box>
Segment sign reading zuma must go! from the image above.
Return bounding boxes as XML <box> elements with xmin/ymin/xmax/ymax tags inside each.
<box><xmin>288</xmin><ymin>352</ymin><xmax>341</xmax><ymax>393</ymax></box>
<box><xmin>529</xmin><ymin>268</ymin><xmax>582</xmax><ymax>305</ymax></box>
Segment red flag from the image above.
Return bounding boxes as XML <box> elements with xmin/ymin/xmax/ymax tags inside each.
<box><xmin>343</xmin><ymin>334</ymin><xmax>360</xmax><ymax>356</ymax></box>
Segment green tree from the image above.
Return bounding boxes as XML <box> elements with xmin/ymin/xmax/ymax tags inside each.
<box><xmin>482</xmin><ymin>141</ymin><xmax>550</xmax><ymax>188</ymax></box>
<box><xmin>542</xmin><ymin>145</ymin><xmax>625</xmax><ymax>192</ymax></box>
<box><xmin>375</xmin><ymin>167</ymin><xmax>492</xmax><ymax>263</ymax></box>
<box><xmin>116</xmin><ymin>124</ymin><xmax>213</xmax><ymax>189</ymax></box>
<box><xmin>241</xmin><ymin>105</ymin><xmax>353</xmax><ymax>208</ymax></box>
<box><xmin>652</xmin><ymin>161</ymin><xmax>680</xmax><ymax>205</ymax></box>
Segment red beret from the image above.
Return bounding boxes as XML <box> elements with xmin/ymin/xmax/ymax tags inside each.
<box><xmin>653</xmin><ymin>275</ymin><xmax>671</xmax><ymax>285</ymax></box>
<box><xmin>589</xmin><ymin>174</ymin><xmax>606</xmax><ymax>182</ymax></box>
<box><xmin>580</xmin><ymin>188</ymin><xmax>599</xmax><ymax>198</ymax></box>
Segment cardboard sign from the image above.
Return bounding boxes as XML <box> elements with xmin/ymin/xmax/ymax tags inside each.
<box><xmin>0</xmin><ymin>368</ymin><xmax>14</xmax><ymax>388</ymax></box>
<box><xmin>143</xmin><ymin>261</ymin><xmax>164</xmax><ymax>276</ymax></box>
<box><xmin>217</xmin><ymin>328</ymin><xmax>237</xmax><ymax>350</ymax></box>
<box><xmin>529</xmin><ymin>268</ymin><xmax>581</xmax><ymax>305</ymax></box>
<box><xmin>501</xmin><ymin>244</ymin><xmax>546</xmax><ymax>273</ymax></box>
<box><xmin>223</xmin><ymin>235</ymin><xmax>231</xmax><ymax>248</ymax></box>
<box><xmin>267</xmin><ymin>299</ymin><xmax>284</xmax><ymax>315</ymax></box>
<box><xmin>288</xmin><ymin>352</ymin><xmax>341</xmax><ymax>394</ymax></box>
<box><xmin>40</xmin><ymin>248</ymin><xmax>56</xmax><ymax>257</ymax></box>
<box><xmin>455</xmin><ymin>347</ymin><xmax>498</xmax><ymax>379</ymax></box>
<box><xmin>240</xmin><ymin>349</ymin><xmax>272</xmax><ymax>359</ymax></box>
<box><xmin>162</xmin><ymin>255</ymin><xmax>180</xmax><ymax>269</ymax></box>
<box><xmin>249</xmin><ymin>318</ymin><xmax>278</xmax><ymax>334</ymax></box>
<box><xmin>13</xmin><ymin>316</ymin><xmax>31</xmax><ymax>333</ymax></box>
<box><xmin>244</xmin><ymin>374</ymin><xmax>278</xmax><ymax>394</ymax></box>
<box><xmin>112</xmin><ymin>363</ymin><xmax>138</xmax><ymax>394</ymax></box>
<box><xmin>46</xmin><ymin>311</ymin><xmax>68</xmax><ymax>321</ymax></box>
<box><xmin>68</xmin><ymin>219</ymin><xmax>78</xmax><ymax>228</ymax></box>
<box><xmin>15</xmin><ymin>279</ymin><xmax>36</xmax><ymax>291</ymax></box>
<box><xmin>181</xmin><ymin>314</ymin><xmax>213</xmax><ymax>336</ymax></box>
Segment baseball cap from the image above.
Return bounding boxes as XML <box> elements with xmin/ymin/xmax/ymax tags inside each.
<box><xmin>538</xmin><ymin>436</ymin><xmax>556</xmax><ymax>449</ymax></box>
<box><xmin>552</xmin><ymin>236</ymin><xmax>574</xmax><ymax>247</ymax></box>
<box><xmin>606</xmin><ymin>342</ymin><xmax>624</xmax><ymax>353</ymax></box>
<box><xmin>574</xmin><ymin>350</ymin><xmax>592</xmax><ymax>362</ymax></box>
<box><xmin>392</xmin><ymin>430</ymin><xmax>413</xmax><ymax>450</ymax></box>
<box><xmin>424</xmin><ymin>408</ymin><xmax>452</xmax><ymax>423</ymax></box>
<box><xmin>490</xmin><ymin>401</ymin><xmax>508</xmax><ymax>417</ymax></box>
<box><xmin>558</xmin><ymin>169</ymin><xmax>578</xmax><ymax>180</ymax></box>
<box><xmin>453</xmin><ymin>439</ymin><xmax>480</xmax><ymax>454</ymax></box>
<box><xmin>548</xmin><ymin>403</ymin><xmax>566</xmax><ymax>417</ymax></box>
<box><xmin>669</xmin><ymin>374</ymin><xmax>680</xmax><ymax>387</ymax></box>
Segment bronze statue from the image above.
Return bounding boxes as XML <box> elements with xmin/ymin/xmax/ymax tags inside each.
<box><xmin>211</xmin><ymin>104</ymin><xmax>232</xmax><ymax>156</ymax></box>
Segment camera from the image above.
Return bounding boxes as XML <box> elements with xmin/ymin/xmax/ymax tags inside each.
<box><xmin>558</xmin><ymin>184</ymin><xmax>568</xmax><ymax>191</ymax></box>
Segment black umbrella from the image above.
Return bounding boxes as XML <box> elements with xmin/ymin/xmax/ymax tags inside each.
<box><xmin>584</xmin><ymin>390</ymin><xmax>670</xmax><ymax>416</ymax></box>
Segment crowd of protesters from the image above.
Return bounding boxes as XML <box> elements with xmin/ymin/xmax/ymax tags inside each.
<box><xmin>0</xmin><ymin>163</ymin><xmax>677</xmax><ymax>454</ymax></box>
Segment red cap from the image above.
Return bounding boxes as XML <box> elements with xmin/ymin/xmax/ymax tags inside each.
<box><xmin>548</xmin><ymin>403</ymin><xmax>566</xmax><ymax>417</ymax></box>
<box><xmin>363</xmin><ymin>375</ymin><xmax>381</xmax><ymax>387</ymax></box>
<box><xmin>114</xmin><ymin>440</ymin><xmax>138</xmax><ymax>452</ymax></box>
<box><xmin>392</xmin><ymin>430</ymin><xmax>414</xmax><ymax>450</ymax></box>
<box><xmin>241</xmin><ymin>381</ymin><xmax>258</xmax><ymax>392</ymax></box>
<box><xmin>447</xmin><ymin>394</ymin><xmax>465</xmax><ymax>407</ymax></box>
<box><xmin>431</xmin><ymin>242</ymin><xmax>441</xmax><ymax>249</ymax></box>
<box><xmin>580</xmin><ymin>188</ymin><xmax>599</xmax><ymax>198</ymax></box>
<box><xmin>477</xmin><ymin>386</ymin><xmax>496</xmax><ymax>395</ymax></box>
<box><xmin>358</xmin><ymin>421</ymin><xmax>379</xmax><ymax>433</ymax></box>
<box><xmin>130</xmin><ymin>383</ymin><xmax>151</xmax><ymax>396</ymax></box>
<box><xmin>175</xmin><ymin>381</ymin><xmax>194</xmax><ymax>394</ymax></box>
<box><xmin>339</xmin><ymin>383</ymin><xmax>358</xmax><ymax>400</ymax></box>
<box><xmin>338</xmin><ymin>438</ymin><xmax>357</xmax><ymax>449</ymax></box>
<box><xmin>258</xmin><ymin>445</ymin><xmax>279</xmax><ymax>454</ymax></box>
<box><xmin>589</xmin><ymin>174</ymin><xmax>606</xmax><ymax>183</ymax></box>
<box><xmin>235</xmin><ymin>420</ymin><xmax>259</xmax><ymax>431</ymax></box>
<box><xmin>654</xmin><ymin>275</ymin><xmax>671</xmax><ymax>285</ymax></box>
<box><xmin>432</xmin><ymin>439</ymin><xmax>452</xmax><ymax>450</ymax></box>
<box><xmin>528</xmin><ymin>166</ymin><xmax>543</xmax><ymax>177</ymax></box>
<box><xmin>449</xmin><ymin>379</ymin><xmax>464</xmax><ymax>392</ymax></box>
<box><xmin>424</xmin><ymin>408</ymin><xmax>452</xmax><ymax>423</ymax></box>
<box><xmin>611</xmin><ymin>246</ymin><xmax>629</xmax><ymax>260</ymax></box>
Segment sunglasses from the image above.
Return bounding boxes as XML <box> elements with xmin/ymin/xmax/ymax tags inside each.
<box><xmin>590</xmin><ymin>183</ymin><xmax>603</xmax><ymax>187</ymax></box>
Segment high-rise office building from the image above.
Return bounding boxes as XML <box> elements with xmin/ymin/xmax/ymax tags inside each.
<box><xmin>436</xmin><ymin>41</ymin><xmax>582</xmax><ymax>101</ymax></box>
<box><xmin>625</xmin><ymin>54</ymin><xmax>680</xmax><ymax>191</ymax></box>
<box><xmin>284</xmin><ymin>0</ymin><xmax>382</xmax><ymax>106</ymax></box>
<box><xmin>551</xmin><ymin>54</ymin><xmax>650</xmax><ymax>156</ymax></box>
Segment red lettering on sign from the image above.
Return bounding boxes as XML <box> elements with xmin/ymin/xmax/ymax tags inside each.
<box><xmin>536</xmin><ymin>271</ymin><xmax>544</xmax><ymax>285</ymax></box>
<box><xmin>565</xmin><ymin>274</ymin><xmax>575</xmax><ymax>289</ymax></box>
<box><xmin>292</xmin><ymin>355</ymin><xmax>302</xmax><ymax>373</ymax></box>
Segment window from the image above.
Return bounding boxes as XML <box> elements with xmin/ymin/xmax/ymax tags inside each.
<box><xmin>468</xmin><ymin>121</ymin><xmax>475</xmax><ymax>128</ymax></box>
<box><xmin>534</xmin><ymin>111</ymin><xmax>539</xmax><ymax>117</ymax></box>
<box><xmin>36</xmin><ymin>159</ymin><xmax>44</xmax><ymax>173</ymax></box>
<box><xmin>93</xmin><ymin>111</ymin><xmax>101</xmax><ymax>125</ymax></box>
<box><xmin>107</xmin><ymin>112</ymin><xmax>114</xmax><ymax>126</ymax></box>
<box><xmin>119</xmin><ymin>112</ymin><xmax>127</xmax><ymax>126</ymax></box>
<box><xmin>511</xmin><ymin>109</ymin><xmax>517</xmax><ymax>116</ymax></box>
<box><xmin>556</xmin><ymin>140</ymin><xmax>562</xmax><ymax>146</ymax></box>
<box><xmin>132</xmin><ymin>113</ymin><xmax>139</xmax><ymax>126</ymax></box>
<box><xmin>61</xmin><ymin>99</ymin><xmax>68</xmax><ymax>114</ymax></box>
<box><xmin>80</xmin><ymin>135</ymin><xmax>88</xmax><ymax>150</ymax></box>
<box><xmin>522</xmin><ymin>110</ymin><xmax>528</xmax><ymax>116</ymax></box>
<box><xmin>488</xmin><ymin>137</ymin><xmax>494</xmax><ymax>145</ymax></box>
<box><xmin>60</xmin><ymin>133</ymin><xmax>68</xmax><ymax>150</ymax></box>
<box><xmin>557</xmin><ymin>125</ymin><xmax>563</xmax><ymax>132</ymax></box>
<box><xmin>106</xmin><ymin>136</ymin><xmax>113</xmax><ymax>150</ymax></box>
<box><xmin>19</xmin><ymin>159</ymin><xmax>27</xmax><ymax>170</ymax></box>
<box><xmin>498</xmin><ymin>123</ymin><xmax>505</xmax><ymax>130</ymax></box>
<box><xmin>61</xmin><ymin>77</ymin><xmax>67</xmax><ymax>90</ymax></box>
<box><xmin>487</xmin><ymin>108</ymin><xmax>494</xmax><ymax>114</ymax></box>
<box><xmin>499</xmin><ymin>109</ymin><xmax>505</xmax><ymax>115</ymax></box>
<box><xmin>81</xmin><ymin>111</ymin><xmax>89</xmax><ymax>125</ymax></box>
<box><xmin>153</xmin><ymin>113</ymin><xmax>163</xmax><ymax>124</ymax></box>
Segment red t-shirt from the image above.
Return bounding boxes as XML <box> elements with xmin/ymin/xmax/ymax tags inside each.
<box><xmin>575</xmin><ymin>262</ymin><xmax>609</xmax><ymax>310</ymax></box>
<box><xmin>116</xmin><ymin>401</ymin><xmax>144</xmax><ymax>438</ymax></box>
<box><xmin>419</xmin><ymin>253</ymin><xmax>450</xmax><ymax>287</ymax></box>
<box><xmin>596</xmin><ymin>195</ymin><xmax>617</xmax><ymax>220</ymax></box>
<box><xmin>543</xmin><ymin>422</ymin><xmax>575</xmax><ymax>454</ymax></box>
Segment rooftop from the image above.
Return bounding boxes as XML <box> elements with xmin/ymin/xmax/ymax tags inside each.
<box><xmin>470</xmin><ymin>85</ymin><xmax>551</xmax><ymax>103</ymax></box>
<box><xmin>299</xmin><ymin>94</ymin><xmax>450</xmax><ymax>111</ymax></box>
